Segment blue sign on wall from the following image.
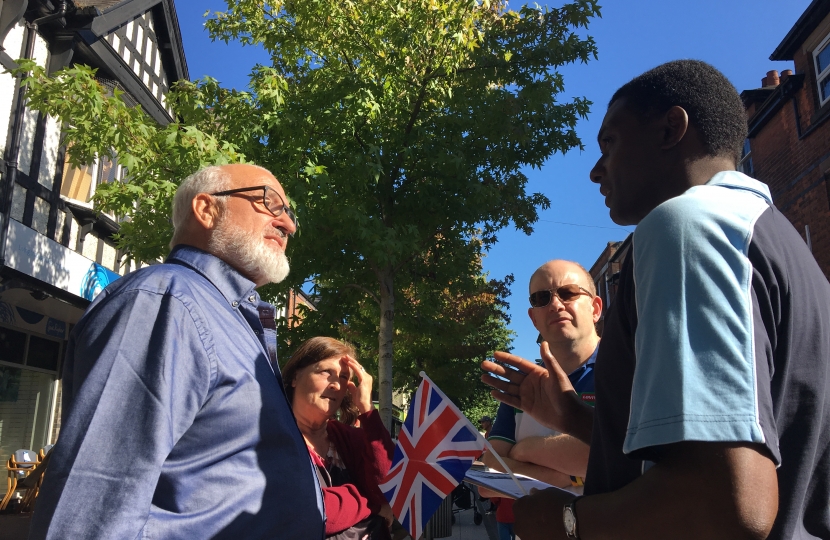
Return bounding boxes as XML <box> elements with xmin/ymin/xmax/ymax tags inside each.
<box><xmin>46</xmin><ymin>318</ymin><xmax>66</xmax><ymax>339</ymax></box>
<box><xmin>80</xmin><ymin>263</ymin><xmax>121</xmax><ymax>301</ymax></box>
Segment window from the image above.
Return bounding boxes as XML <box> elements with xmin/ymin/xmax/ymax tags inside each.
<box><xmin>0</xmin><ymin>367</ymin><xmax>57</xmax><ymax>460</ymax></box>
<box><xmin>0</xmin><ymin>326</ymin><xmax>62</xmax><ymax>374</ymax></box>
<box><xmin>0</xmin><ymin>327</ymin><xmax>62</xmax><ymax>460</ymax></box>
<box><xmin>60</xmin><ymin>152</ymin><xmax>124</xmax><ymax>204</ymax></box>
<box><xmin>814</xmin><ymin>33</ymin><xmax>830</xmax><ymax>107</ymax></box>
<box><xmin>27</xmin><ymin>336</ymin><xmax>61</xmax><ymax>371</ymax></box>
<box><xmin>0</xmin><ymin>328</ymin><xmax>26</xmax><ymax>365</ymax></box>
<box><xmin>738</xmin><ymin>139</ymin><xmax>754</xmax><ymax>177</ymax></box>
<box><xmin>60</xmin><ymin>160</ymin><xmax>95</xmax><ymax>202</ymax></box>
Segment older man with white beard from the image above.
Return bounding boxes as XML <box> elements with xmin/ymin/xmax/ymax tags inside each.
<box><xmin>30</xmin><ymin>164</ymin><xmax>326</xmax><ymax>540</ymax></box>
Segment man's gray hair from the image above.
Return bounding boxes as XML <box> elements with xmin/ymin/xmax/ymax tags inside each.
<box><xmin>170</xmin><ymin>166</ymin><xmax>232</xmax><ymax>247</ymax></box>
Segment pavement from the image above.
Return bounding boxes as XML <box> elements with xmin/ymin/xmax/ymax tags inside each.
<box><xmin>444</xmin><ymin>505</ymin><xmax>497</xmax><ymax>540</ymax></box>
<box><xmin>423</xmin><ymin>487</ymin><xmax>496</xmax><ymax>540</ymax></box>
<box><xmin>0</xmin><ymin>493</ymin><xmax>498</xmax><ymax>540</ymax></box>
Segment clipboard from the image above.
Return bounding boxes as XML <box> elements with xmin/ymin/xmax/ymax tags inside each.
<box><xmin>464</xmin><ymin>468</ymin><xmax>574</xmax><ymax>499</ymax></box>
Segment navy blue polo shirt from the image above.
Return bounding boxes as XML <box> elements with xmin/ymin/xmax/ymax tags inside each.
<box><xmin>489</xmin><ymin>345</ymin><xmax>597</xmax><ymax>446</ymax></box>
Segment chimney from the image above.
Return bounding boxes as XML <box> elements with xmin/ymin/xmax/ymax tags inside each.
<box><xmin>780</xmin><ymin>69</ymin><xmax>793</xmax><ymax>82</ymax></box>
<box><xmin>762</xmin><ymin>70</ymin><xmax>780</xmax><ymax>88</ymax></box>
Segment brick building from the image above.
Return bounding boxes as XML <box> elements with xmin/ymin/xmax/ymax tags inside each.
<box><xmin>740</xmin><ymin>0</ymin><xmax>830</xmax><ymax>279</ymax></box>
<box><xmin>588</xmin><ymin>236</ymin><xmax>631</xmax><ymax>336</ymax></box>
<box><xmin>588</xmin><ymin>0</ymin><xmax>830</xmax><ymax>334</ymax></box>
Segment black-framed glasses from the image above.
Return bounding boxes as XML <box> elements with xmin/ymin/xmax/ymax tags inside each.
<box><xmin>529</xmin><ymin>284</ymin><xmax>592</xmax><ymax>308</ymax></box>
<box><xmin>210</xmin><ymin>185</ymin><xmax>298</xmax><ymax>235</ymax></box>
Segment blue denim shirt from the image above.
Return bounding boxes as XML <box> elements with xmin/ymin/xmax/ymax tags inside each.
<box><xmin>31</xmin><ymin>245</ymin><xmax>325</xmax><ymax>540</ymax></box>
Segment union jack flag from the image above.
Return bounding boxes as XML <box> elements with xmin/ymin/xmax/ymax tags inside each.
<box><xmin>380</xmin><ymin>372</ymin><xmax>485</xmax><ymax>539</ymax></box>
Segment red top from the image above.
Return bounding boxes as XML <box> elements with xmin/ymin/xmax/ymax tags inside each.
<box><xmin>308</xmin><ymin>409</ymin><xmax>395</xmax><ymax>535</ymax></box>
<box><xmin>492</xmin><ymin>497</ymin><xmax>515</xmax><ymax>523</ymax></box>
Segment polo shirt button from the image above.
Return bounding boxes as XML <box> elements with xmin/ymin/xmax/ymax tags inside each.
<box><xmin>232</xmin><ymin>301</ymin><xmax>239</xmax><ymax>307</ymax></box>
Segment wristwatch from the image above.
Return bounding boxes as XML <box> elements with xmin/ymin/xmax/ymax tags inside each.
<box><xmin>563</xmin><ymin>496</ymin><xmax>583</xmax><ymax>539</ymax></box>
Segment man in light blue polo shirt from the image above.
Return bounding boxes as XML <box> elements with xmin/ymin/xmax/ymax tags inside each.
<box><xmin>482</xmin><ymin>60</ymin><xmax>830</xmax><ymax>540</ymax></box>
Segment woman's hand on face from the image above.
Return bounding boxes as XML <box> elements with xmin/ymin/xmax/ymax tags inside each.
<box><xmin>344</xmin><ymin>356</ymin><xmax>373</xmax><ymax>415</ymax></box>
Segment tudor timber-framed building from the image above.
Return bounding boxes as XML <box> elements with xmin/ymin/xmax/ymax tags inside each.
<box><xmin>0</xmin><ymin>0</ymin><xmax>187</xmax><ymax>465</ymax></box>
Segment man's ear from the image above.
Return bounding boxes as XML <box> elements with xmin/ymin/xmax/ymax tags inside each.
<box><xmin>591</xmin><ymin>295</ymin><xmax>603</xmax><ymax>323</ymax></box>
<box><xmin>660</xmin><ymin>105</ymin><xmax>689</xmax><ymax>150</ymax></box>
<box><xmin>192</xmin><ymin>193</ymin><xmax>220</xmax><ymax>230</ymax></box>
<box><xmin>528</xmin><ymin>307</ymin><xmax>539</xmax><ymax>328</ymax></box>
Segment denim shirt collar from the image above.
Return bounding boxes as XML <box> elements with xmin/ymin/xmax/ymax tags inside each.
<box><xmin>166</xmin><ymin>244</ymin><xmax>259</xmax><ymax>308</ymax></box>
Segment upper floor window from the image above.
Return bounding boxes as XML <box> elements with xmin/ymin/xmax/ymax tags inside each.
<box><xmin>738</xmin><ymin>139</ymin><xmax>754</xmax><ymax>177</ymax></box>
<box><xmin>60</xmin><ymin>152</ymin><xmax>123</xmax><ymax>205</ymax></box>
<box><xmin>814</xmin><ymin>33</ymin><xmax>830</xmax><ymax>107</ymax></box>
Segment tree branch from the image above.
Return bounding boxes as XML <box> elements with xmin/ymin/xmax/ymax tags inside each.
<box><xmin>344</xmin><ymin>283</ymin><xmax>381</xmax><ymax>306</ymax></box>
<box><xmin>392</xmin><ymin>249</ymin><xmax>422</xmax><ymax>276</ymax></box>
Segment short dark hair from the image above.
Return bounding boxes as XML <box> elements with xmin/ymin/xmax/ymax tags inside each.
<box><xmin>282</xmin><ymin>337</ymin><xmax>361</xmax><ymax>426</ymax></box>
<box><xmin>610</xmin><ymin>60</ymin><xmax>747</xmax><ymax>164</ymax></box>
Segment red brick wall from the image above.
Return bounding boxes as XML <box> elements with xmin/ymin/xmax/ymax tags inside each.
<box><xmin>589</xmin><ymin>240</ymin><xmax>631</xmax><ymax>336</ymax></box>
<box><xmin>748</xmin><ymin>48</ymin><xmax>830</xmax><ymax>279</ymax></box>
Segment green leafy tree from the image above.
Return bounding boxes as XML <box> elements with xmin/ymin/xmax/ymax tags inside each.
<box><xmin>16</xmin><ymin>0</ymin><xmax>600</xmax><ymax>428</ymax></box>
<box><xmin>462</xmin><ymin>399</ymin><xmax>500</xmax><ymax>433</ymax></box>
<box><xmin>280</xmin><ymin>232</ymin><xmax>515</xmax><ymax>419</ymax></box>
<box><xmin>205</xmin><ymin>0</ymin><xmax>600</xmax><ymax>427</ymax></box>
<box><xmin>16</xmin><ymin>63</ymin><xmax>245</xmax><ymax>261</ymax></box>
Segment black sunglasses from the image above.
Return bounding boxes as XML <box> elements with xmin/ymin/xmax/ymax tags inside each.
<box><xmin>210</xmin><ymin>185</ymin><xmax>298</xmax><ymax>235</ymax></box>
<box><xmin>529</xmin><ymin>284</ymin><xmax>593</xmax><ymax>308</ymax></box>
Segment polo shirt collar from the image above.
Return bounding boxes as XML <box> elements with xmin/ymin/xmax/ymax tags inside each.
<box><xmin>706</xmin><ymin>170</ymin><xmax>773</xmax><ymax>204</ymax></box>
<box><xmin>585</xmin><ymin>342</ymin><xmax>599</xmax><ymax>367</ymax></box>
<box><xmin>567</xmin><ymin>342</ymin><xmax>599</xmax><ymax>383</ymax></box>
<box><xmin>166</xmin><ymin>244</ymin><xmax>258</xmax><ymax>308</ymax></box>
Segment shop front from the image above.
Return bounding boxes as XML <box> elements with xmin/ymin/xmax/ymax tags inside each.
<box><xmin>0</xmin><ymin>219</ymin><xmax>120</xmax><ymax>460</ymax></box>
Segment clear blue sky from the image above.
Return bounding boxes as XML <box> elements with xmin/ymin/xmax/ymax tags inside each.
<box><xmin>174</xmin><ymin>0</ymin><xmax>812</xmax><ymax>362</ymax></box>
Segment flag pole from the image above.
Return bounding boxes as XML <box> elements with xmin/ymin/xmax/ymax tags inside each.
<box><xmin>418</xmin><ymin>372</ymin><xmax>529</xmax><ymax>497</ymax></box>
<box><xmin>478</xmin><ymin>437</ymin><xmax>529</xmax><ymax>497</ymax></box>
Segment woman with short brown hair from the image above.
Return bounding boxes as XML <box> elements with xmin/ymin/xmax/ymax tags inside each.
<box><xmin>283</xmin><ymin>337</ymin><xmax>395</xmax><ymax>539</ymax></box>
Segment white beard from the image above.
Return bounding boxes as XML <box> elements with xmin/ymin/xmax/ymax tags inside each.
<box><xmin>209</xmin><ymin>219</ymin><xmax>290</xmax><ymax>285</ymax></box>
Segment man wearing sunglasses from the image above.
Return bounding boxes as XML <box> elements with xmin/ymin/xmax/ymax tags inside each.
<box><xmin>32</xmin><ymin>164</ymin><xmax>326</xmax><ymax>539</ymax></box>
<box><xmin>479</xmin><ymin>260</ymin><xmax>600</xmax><ymax>539</ymax></box>
<box><xmin>482</xmin><ymin>60</ymin><xmax>830</xmax><ymax>540</ymax></box>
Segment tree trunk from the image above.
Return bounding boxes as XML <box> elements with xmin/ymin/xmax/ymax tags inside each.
<box><xmin>377</xmin><ymin>267</ymin><xmax>395</xmax><ymax>431</ymax></box>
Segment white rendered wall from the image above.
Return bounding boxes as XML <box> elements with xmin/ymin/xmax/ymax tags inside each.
<box><xmin>0</xmin><ymin>22</ymin><xmax>26</xmax><ymax>153</ymax></box>
<box><xmin>37</xmin><ymin>115</ymin><xmax>60</xmax><ymax>190</ymax></box>
<box><xmin>18</xmin><ymin>32</ymin><xmax>49</xmax><ymax>176</ymax></box>
<box><xmin>101</xmin><ymin>240</ymin><xmax>116</xmax><ymax>269</ymax></box>
<box><xmin>67</xmin><ymin>217</ymin><xmax>79</xmax><ymax>250</ymax></box>
<box><xmin>10</xmin><ymin>182</ymin><xmax>25</xmax><ymax>220</ymax></box>
<box><xmin>31</xmin><ymin>196</ymin><xmax>49</xmax><ymax>235</ymax></box>
<box><xmin>81</xmin><ymin>233</ymin><xmax>98</xmax><ymax>261</ymax></box>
